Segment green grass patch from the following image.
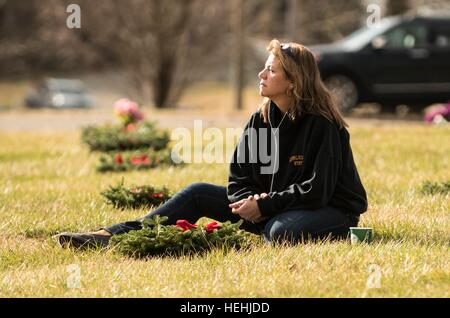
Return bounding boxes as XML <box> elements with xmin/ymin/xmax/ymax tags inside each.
<box><xmin>0</xmin><ymin>125</ymin><xmax>449</xmax><ymax>297</ymax></box>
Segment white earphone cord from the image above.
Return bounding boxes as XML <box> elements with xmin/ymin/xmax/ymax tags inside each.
<box><xmin>268</xmin><ymin>109</ymin><xmax>288</xmax><ymax>193</ymax></box>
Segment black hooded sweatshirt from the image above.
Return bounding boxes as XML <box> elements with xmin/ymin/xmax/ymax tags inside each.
<box><xmin>227</xmin><ymin>102</ymin><xmax>368</xmax><ymax>218</ymax></box>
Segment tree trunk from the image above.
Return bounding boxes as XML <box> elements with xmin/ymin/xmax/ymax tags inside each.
<box><xmin>386</xmin><ymin>0</ymin><xmax>411</xmax><ymax>16</ymax></box>
<box><xmin>285</xmin><ymin>0</ymin><xmax>298</xmax><ymax>41</ymax></box>
<box><xmin>231</xmin><ymin>0</ymin><xmax>244</xmax><ymax>110</ymax></box>
<box><xmin>153</xmin><ymin>55</ymin><xmax>175</xmax><ymax>108</ymax></box>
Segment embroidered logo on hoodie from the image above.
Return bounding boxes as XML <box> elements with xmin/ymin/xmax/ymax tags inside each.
<box><xmin>289</xmin><ymin>155</ymin><xmax>304</xmax><ymax>166</ymax></box>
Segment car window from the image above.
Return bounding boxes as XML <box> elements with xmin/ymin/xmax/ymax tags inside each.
<box><xmin>382</xmin><ymin>23</ymin><xmax>429</xmax><ymax>49</ymax></box>
<box><xmin>429</xmin><ymin>26</ymin><xmax>450</xmax><ymax>48</ymax></box>
<box><xmin>38</xmin><ymin>84</ymin><xmax>49</xmax><ymax>94</ymax></box>
<box><xmin>339</xmin><ymin>17</ymin><xmax>401</xmax><ymax>50</ymax></box>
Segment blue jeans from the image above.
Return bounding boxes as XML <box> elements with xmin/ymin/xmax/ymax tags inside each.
<box><xmin>104</xmin><ymin>182</ymin><xmax>359</xmax><ymax>243</ymax></box>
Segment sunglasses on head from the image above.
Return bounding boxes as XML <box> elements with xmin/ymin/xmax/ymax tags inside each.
<box><xmin>281</xmin><ymin>43</ymin><xmax>296</xmax><ymax>60</ymax></box>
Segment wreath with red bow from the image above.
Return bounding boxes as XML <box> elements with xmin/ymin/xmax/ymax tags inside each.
<box><xmin>110</xmin><ymin>215</ymin><xmax>251</xmax><ymax>257</ymax></box>
<box><xmin>101</xmin><ymin>180</ymin><xmax>171</xmax><ymax>209</ymax></box>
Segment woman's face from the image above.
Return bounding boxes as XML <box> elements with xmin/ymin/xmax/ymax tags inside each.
<box><xmin>258</xmin><ymin>53</ymin><xmax>292</xmax><ymax>99</ymax></box>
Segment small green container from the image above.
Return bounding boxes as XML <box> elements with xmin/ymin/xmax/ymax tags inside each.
<box><xmin>349</xmin><ymin>227</ymin><xmax>373</xmax><ymax>244</ymax></box>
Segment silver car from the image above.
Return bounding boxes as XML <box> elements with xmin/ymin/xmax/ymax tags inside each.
<box><xmin>25</xmin><ymin>78</ymin><xmax>95</xmax><ymax>109</ymax></box>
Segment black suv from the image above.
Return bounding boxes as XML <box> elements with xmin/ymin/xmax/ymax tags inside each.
<box><xmin>310</xmin><ymin>14</ymin><xmax>450</xmax><ymax>112</ymax></box>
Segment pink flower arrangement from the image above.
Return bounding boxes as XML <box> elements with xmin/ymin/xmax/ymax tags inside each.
<box><xmin>424</xmin><ymin>102</ymin><xmax>450</xmax><ymax>124</ymax></box>
<box><xmin>125</xmin><ymin>123</ymin><xmax>137</xmax><ymax>132</ymax></box>
<box><xmin>114</xmin><ymin>98</ymin><xmax>144</xmax><ymax>126</ymax></box>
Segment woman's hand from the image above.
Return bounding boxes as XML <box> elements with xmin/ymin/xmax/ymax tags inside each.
<box><xmin>228</xmin><ymin>193</ymin><xmax>269</xmax><ymax>223</ymax></box>
<box><xmin>229</xmin><ymin>193</ymin><xmax>269</xmax><ymax>209</ymax></box>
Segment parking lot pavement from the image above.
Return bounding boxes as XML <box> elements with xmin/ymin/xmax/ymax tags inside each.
<box><xmin>0</xmin><ymin>108</ymin><xmax>425</xmax><ymax>132</ymax></box>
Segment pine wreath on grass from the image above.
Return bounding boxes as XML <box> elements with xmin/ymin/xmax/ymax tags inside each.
<box><xmin>101</xmin><ymin>180</ymin><xmax>171</xmax><ymax>209</ymax></box>
<box><xmin>96</xmin><ymin>149</ymin><xmax>183</xmax><ymax>172</ymax></box>
<box><xmin>81</xmin><ymin>121</ymin><xmax>170</xmax><ymax>152</ymax></box>
<box><xmin>110</xmin><ymin>215</ymin><xmax>251</xmax><ymax>258</ymax></box>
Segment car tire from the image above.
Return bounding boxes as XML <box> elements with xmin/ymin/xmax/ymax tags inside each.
<box><xmin>324</xmin><ymin>75</ymin><xmax>359</xmax><ymax>113</ymax></box>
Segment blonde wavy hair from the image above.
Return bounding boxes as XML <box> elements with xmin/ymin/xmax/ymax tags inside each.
<box><xmin>260</xmin><ymin>39</ymin><xmax>348</xmax><ymax>129</ymax></box>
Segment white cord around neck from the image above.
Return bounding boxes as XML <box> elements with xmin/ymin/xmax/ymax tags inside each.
<box><xmin>268</xmin><ymin>107</ymin><xmax>288</xmax><ymax>193</ymax></box>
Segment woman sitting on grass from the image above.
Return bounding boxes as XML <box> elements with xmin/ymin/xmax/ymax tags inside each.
<box><xmin>55</xmin><ymin>39</ymin><xmax>368</xmax><ymax>248</ymax></box>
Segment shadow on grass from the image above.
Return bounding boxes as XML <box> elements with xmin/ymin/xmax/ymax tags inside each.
<box><xmin>23</xmin><ymin>226</ymin><xmax>81</xmax><ymax>239</ymax></box>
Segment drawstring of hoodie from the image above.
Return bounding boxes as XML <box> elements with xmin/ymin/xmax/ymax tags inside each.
<box><xmin>247</xmin><ymin>103</ymin><xmax>316</xmax><ymax>197</ymax></box>
<box><xmin>268</xmin><ymin>104</ymin><xmax>288</xmax><ymax>193</ymax></box>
